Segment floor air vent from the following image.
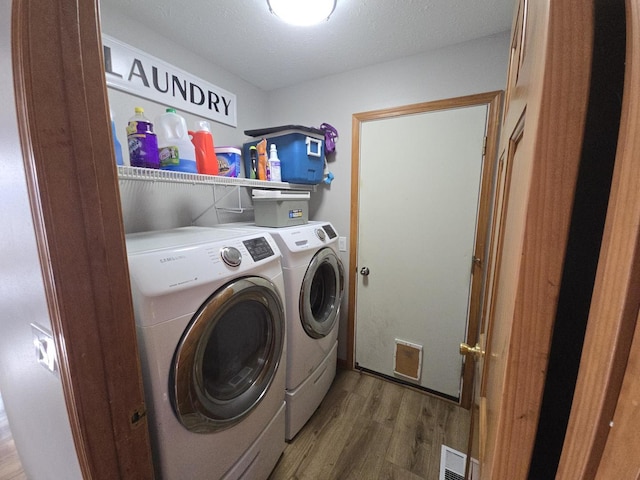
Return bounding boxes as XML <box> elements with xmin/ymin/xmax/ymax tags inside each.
<box><xmin>439</xmin><ymin>445</ymin><xmax>466</xmax><ymax>480</ymax></box>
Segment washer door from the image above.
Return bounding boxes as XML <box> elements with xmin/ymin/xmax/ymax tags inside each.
<box><xmin>170</xmin><ymin>276</ymin><xmax>284</xmax><ymax>433</ymax></box>
<box><xmin>299</xmin><ymin>248</ymin><xmax>344</xmax><ymax>339</ymax></box>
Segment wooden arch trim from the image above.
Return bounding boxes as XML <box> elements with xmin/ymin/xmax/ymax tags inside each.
<box><xmin>11</xmin><ymin>0</ymin><xmax>154</xmax><ymax>478</ymax></box>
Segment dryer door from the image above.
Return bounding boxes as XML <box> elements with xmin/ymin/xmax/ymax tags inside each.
<box><xmin>300</xmin><ymin>248</ymin><xmax>344</xmax><ymax>339</ymax></box>
<box><xmin>170</xmin><ymin>276</ymin><xmax>285</xmax><ymax>433</ymax></box>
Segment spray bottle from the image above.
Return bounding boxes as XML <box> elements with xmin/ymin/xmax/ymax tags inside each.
<box><xmin>268</xmin><ymin>144</ymin><xmax>281</xmax><ymax>182</ymax></box>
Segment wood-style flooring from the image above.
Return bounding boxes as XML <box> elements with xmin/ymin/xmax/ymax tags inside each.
<box><xmin>269</xmin><ymin>368</ymin><xmax>471</xmax><ymax>480</ymax></box>
<box><xmin>0</xmin><ymin>394</ymin><xmax>26</xmax><ymax>480</ymax></box>
<box><xmin>0</xmin><ymin>369</ymin><xmax>470</xmax><ymax>480</ymax></box>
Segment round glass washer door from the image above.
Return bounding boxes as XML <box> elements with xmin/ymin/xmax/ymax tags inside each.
<box><xmin>299</xmin><ymin>248</ymin><xmax>344</xmax><ymax>339</ymax></box>
<box><xmin>170</xmin><ymin>276</ymin><xmax>285</xmax><ymax>433</ymax></box>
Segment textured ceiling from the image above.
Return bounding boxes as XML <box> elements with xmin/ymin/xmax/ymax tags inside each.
<box><xmin>102</xmin><ymin>0</ymin><xmax>515</xmax><ymax>91</ymax></box>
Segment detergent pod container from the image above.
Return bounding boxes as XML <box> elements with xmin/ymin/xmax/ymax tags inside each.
<box><xmin>155</xmin><ymin>108</ymin><xmax>197</xmax><ymax>173</ymax></box>
<box><xmin>215</xmin><ymin>146</ymin><xmax>241</xmax><ymax>177</ymax></box>
<box><xmin>189</xmin><ymin>120</ymin><xmax>219</xmax><ymax>175</ymax></box>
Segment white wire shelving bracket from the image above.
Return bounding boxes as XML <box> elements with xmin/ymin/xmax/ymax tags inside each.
<box><xmin>116</xmin><ymin>165</ymin><xmax>315</xmax><ymax>191</ymax></box>
<box><xmin>116</xmin><ymin>166</ymin><xmax>315</xmax><ymax>220</ymax></box>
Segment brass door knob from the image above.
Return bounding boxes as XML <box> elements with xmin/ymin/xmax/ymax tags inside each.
<box><xmin>460</xmin><ymin>342</ymin><xmax>485</xmax><ymax>359</ymax></box>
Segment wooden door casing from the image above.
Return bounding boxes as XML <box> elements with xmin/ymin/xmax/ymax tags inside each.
<box><xmin>11</xmin><ymin>0</ymin><xmax>154</xmax><ymax>478</ymax></box>
<box><xmin>559</xmin><ymin>0</ymin><xmax>640</xmax><ymax>477</ymax></box>
<box><xmin>479</xmin><ymin>1</ymin><xmax>594</xmax><ymax>478</ymax></box>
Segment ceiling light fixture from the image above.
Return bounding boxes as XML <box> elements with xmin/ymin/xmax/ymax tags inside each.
<box><xmin>267</xmin><ymin>0</ymin><xmax>337</xmax><ymax>26</ymax></box>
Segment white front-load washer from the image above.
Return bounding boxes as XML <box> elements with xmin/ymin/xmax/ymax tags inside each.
<box><xmin>217</xmin><ymin>221</ymin><xmax>344</xmax><ymax>440</ymax></box>
<box><xmin>125</xmin><ymin>226</ymin><xmax>286</xmax><ymax>479</ymax></box>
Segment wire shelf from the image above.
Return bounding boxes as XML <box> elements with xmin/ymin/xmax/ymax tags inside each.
<box><xmin>117</xmin><ymin>165</ymin><xmax>314</xmax><ymax>191</ymax></box>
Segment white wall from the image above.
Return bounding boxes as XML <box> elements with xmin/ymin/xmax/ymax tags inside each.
<box><xmin>267</xmin><ymin>32</ymin><xmax>510</xmax><ymax>360</ymax></box>
<box><xmin>0</xmin><ymin>2</ymin><xmax>83</xmax><ymax>478</ymax></box>
<box><xmin>100</xmin><ymin>7</ymin><xmax>271</xmax><ymax>232</ymax></box>
<box><xmin>100</xmin><ymin>8</ymin><xmax>270</xmax><ymax>155</ymax></box>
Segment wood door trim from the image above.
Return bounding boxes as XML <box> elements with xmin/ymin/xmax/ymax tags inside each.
<box><xmin>480</xmin><ymin>111</ymin><xmax>525</xmax><ymax>401</ymax></box>
<box><xmin>484</xmin><ymin>2</ymin><xmax>595</xmax><ymax>477</ymax></box>
<box><xmin>347</xmin><ymin>114</ymin><xmax>361</xmax><ymax>370</ymax></box>
<box><xmin>347</xmin><ymin>91</ymin><xmax>503</xmax><ymax>409</ymax></box>
<box><xmin>11</xmin><ymin>3</ymin><xmax>91</xmax><ymax>475</ymax></box>
<box><xmin>460</xmin><ymin>91</ymin><xmax>503</xmax><ymax>409</ymax></box>
<box><xmin>595</xmin><ymin>311</ymin><xmax>640</xmax><ymax>478</ymax></box>
<box><xmin>558</xmin><ymin>0</ymin><xmax>640</xmax><ymax>476</ymax></box>
<box><xmin>352</xmin><ymin>91</ymin><xmax>502</xmax><ymax>123</ymax></box>
<box><xmin>11</xmin><ymin>0</ymin><xmax>154</xmax><ymax>478</ymax></box>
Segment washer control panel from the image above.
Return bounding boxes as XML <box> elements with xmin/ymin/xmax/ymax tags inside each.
<box><xmin>243</xmin><ymin>236</ymin><xmax>275</xmax><ymax>262</ymax></box>
<box><xmin>126</xmin><ymin>228</ymin><xmax>281</xmax><ymax>300</ymax></box>
<box><xmin>220</xmin><ymin>246</ymin><xmax>242</xmax><ymax>267</ymax></box>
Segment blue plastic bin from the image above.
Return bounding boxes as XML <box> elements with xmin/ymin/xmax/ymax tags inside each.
<box><xmin>243</xmin><ymin>126</ymin><xmax>324</xmax><ymax>185</ymax></box>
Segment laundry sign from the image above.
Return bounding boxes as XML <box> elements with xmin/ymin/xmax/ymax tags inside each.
<box><xmin>102</xmin><ymin>35</ymin><xmax>237</xmax><ymax>127</ymax></box>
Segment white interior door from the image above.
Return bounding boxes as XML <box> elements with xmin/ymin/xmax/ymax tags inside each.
<box><xmin>355</xmin><ymin>104</ymin><xmax>488</xmax><ymax>399</ymax></box>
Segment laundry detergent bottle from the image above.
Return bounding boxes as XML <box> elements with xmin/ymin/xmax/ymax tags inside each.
<box><xmin>110</xmin><ymin>109</ymin><xmax>124</xmax><ymax>166</ymax></box>
<box><xmin>126</xmin><ymin>107</ymin><xmax>160</xmax><ymax>169</ymax></box>
<box><xmin>155</xmin><ymin>108</ymin><xmax>197</xmax><ymax>173</ymax></box>
<box><xmin>188</xmin><ymin>120</ymin><xmax>219</xmax><ymax>175</ymax></box>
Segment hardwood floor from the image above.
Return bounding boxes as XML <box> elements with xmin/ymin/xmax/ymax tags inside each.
<box><xmin>269</xmin><ymin>368</ymin><xmax>471</xmax><ymax>480</ymax></box>
<box><xmin>0</xmin><ymin>370</ymin><xmax>469</xmax><ymax>480</ymax></box>
<box><xmin>0</xmin><ymin>393</ymin><xmax>26</xmax><ymax>480</ymax></box>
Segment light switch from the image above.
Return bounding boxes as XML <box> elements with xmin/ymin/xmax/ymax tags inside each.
<box><xmin>338</xmin><ymin>236</ymin><xmax>347</xmax><ymax>252</ymax></box>
<box><xmin>31</xmin><ymin>323</ymin><xmax>58</xmax><ymax>376</ymax></box>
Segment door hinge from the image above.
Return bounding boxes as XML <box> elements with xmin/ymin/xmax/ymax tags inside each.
<box><xmin>483</xmin><ymin>136</ymin><xmax>487</xmax><ymax>156</ymax></box>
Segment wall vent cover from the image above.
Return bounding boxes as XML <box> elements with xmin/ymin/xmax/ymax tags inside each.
<box><xmin>439</xmin><ymin>445</ymin><xmax>466</xmax><ymax>480</ymax></box>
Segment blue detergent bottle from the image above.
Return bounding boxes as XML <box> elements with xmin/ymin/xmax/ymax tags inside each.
<box><xmin>110</xmin><ymin>109</ymin><xmax>124</xmax><ymax>166</ymax></box>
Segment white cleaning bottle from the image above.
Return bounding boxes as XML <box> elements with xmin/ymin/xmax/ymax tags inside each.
<box><xmin>268</xmin><ymin>144</ymin><xmax>281</xmax><ymax>182</ymax></box>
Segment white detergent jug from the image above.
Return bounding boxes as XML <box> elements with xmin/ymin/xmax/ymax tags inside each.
<box><xmin>155</xmin><ymin>108</ymin><xmax>197</xmax><ymax>173</ymax></box>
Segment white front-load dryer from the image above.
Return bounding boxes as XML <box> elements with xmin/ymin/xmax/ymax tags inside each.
<box><xmin>126</xmin><ymin>226</ymin><xmax>286</xmax><ymax>479</ymax></box>
<box><xmin>216</xmin><ymin>221</ymin><xmax>344</xmax><ymax>440</ymax></box>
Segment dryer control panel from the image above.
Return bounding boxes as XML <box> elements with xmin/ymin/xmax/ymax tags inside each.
<box><xmin>272</xmin><ymin>222</ymin><xmax>340</xmax><ymax>254</ymax></box>
<box><xmin>321</xmin><ymin>224</ymin><xmax>337</xmax><ymax>239</ymax></box>
<box><xmin>243</xmin><ymin>237</ymin><xmax>275</xmax><ymax>262</ymax></box>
